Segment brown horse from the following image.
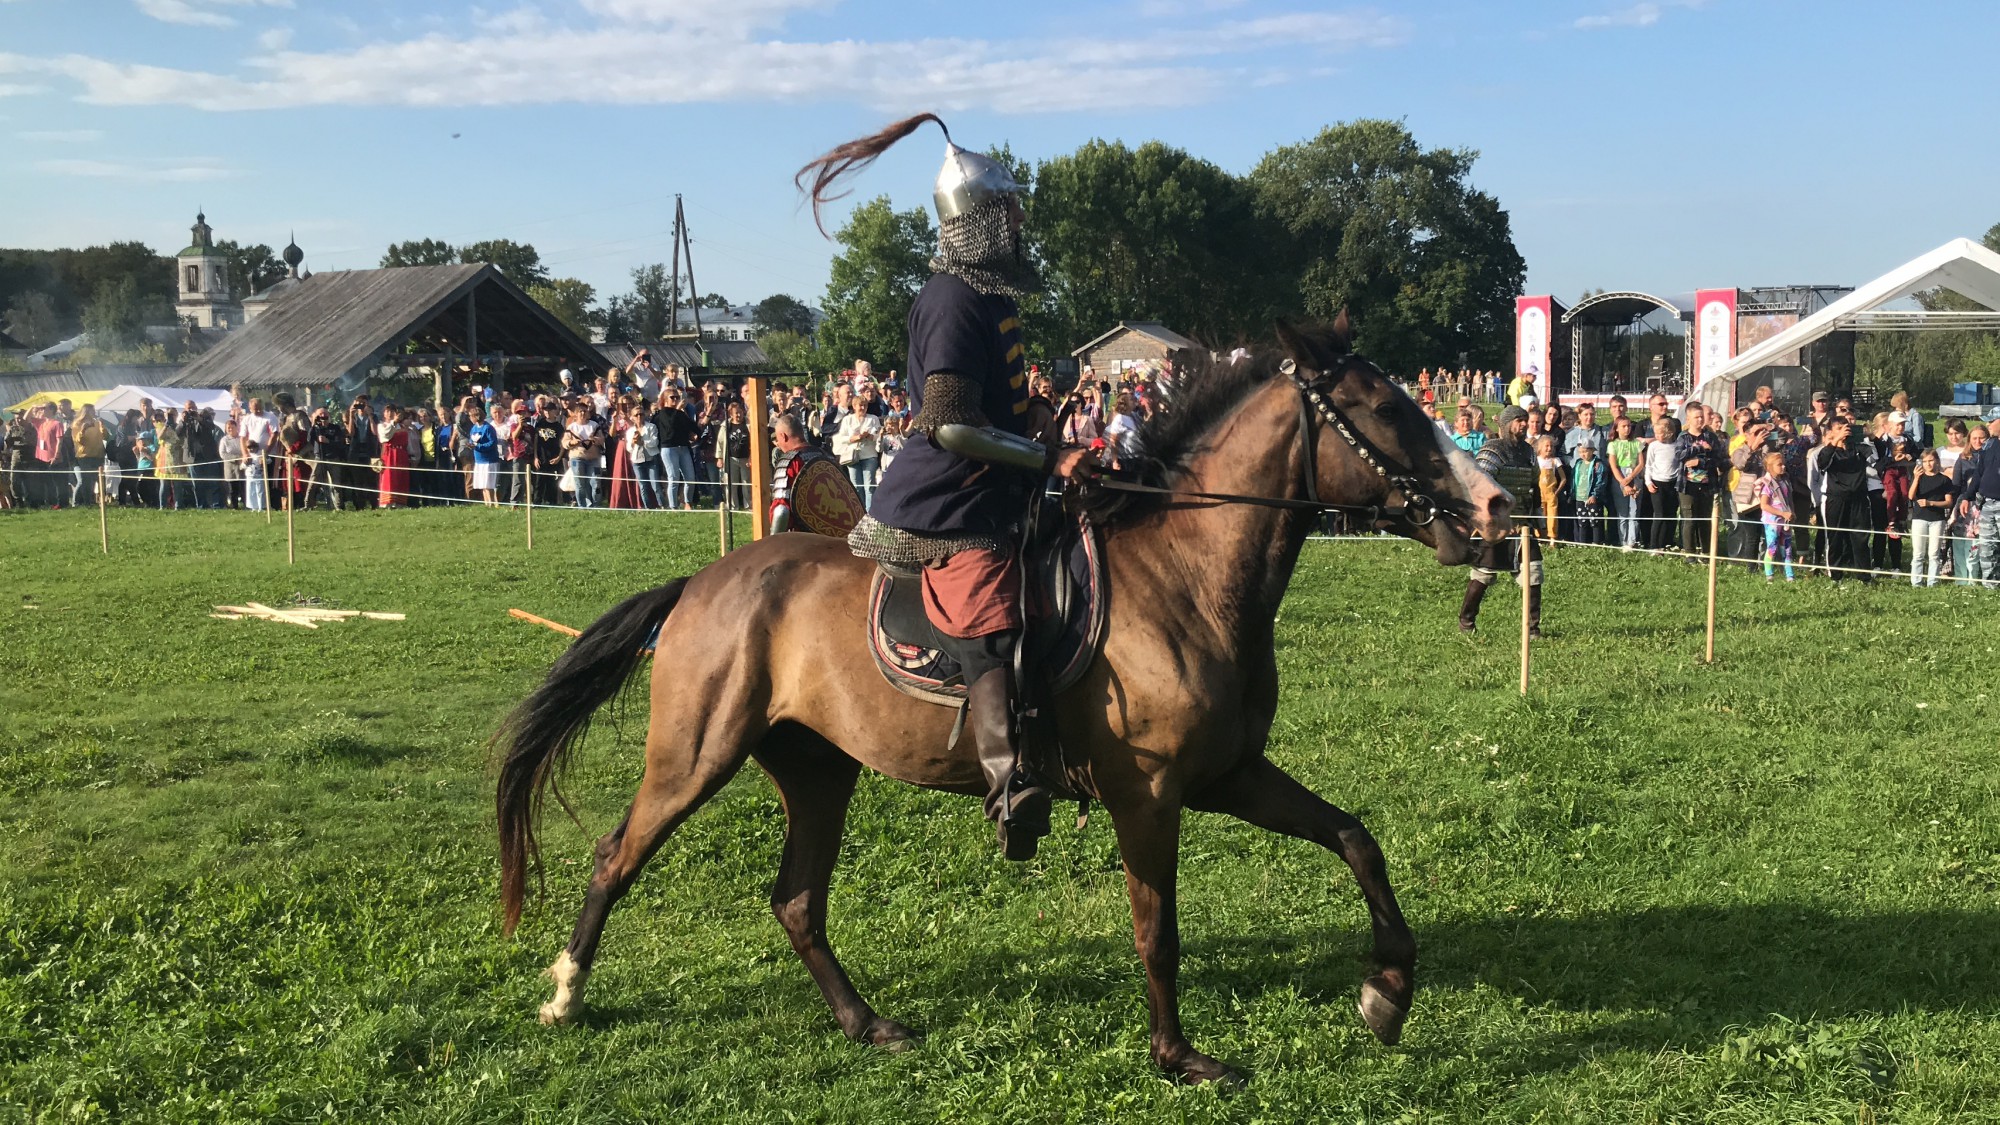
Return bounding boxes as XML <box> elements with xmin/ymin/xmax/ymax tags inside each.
<box><xmin>496</xmin><ymin>320</ymin><xmax>1512</xmax><ymax>1084</ymax></box>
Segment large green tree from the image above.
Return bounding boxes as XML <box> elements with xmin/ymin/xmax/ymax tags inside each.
<box><xmin>1029</xmin><ymin>139</ymin><xmax>1277</xmax><ymax>356</ymax></box>
<box><xmin>622</xmin><ymin>263</ymin><xmax>673</xmax><ymax>341</ymax></box>
<box><xmin>380</xmin><ymin>239</ymin><xmax>458</xmax><ymax>268</ymax></box>
<box><xmin>527</xmin><ymin>278</ymin><xmax>599</xmax><ymax>337</ymax></box>
<box><xmin>215</xmin><ymin>240</ymin><xmax>285</xmax><ymax>297</ymax></box>
<box><xmin>457</xmin><ymin>239</ymin><xmax>548</xmax><ymax>288</ymax></box>
<box><xmin>4</xmin><ymin>291</ymin><xmax>62</xmax><ymax>350</ymax></box>
<box><xmin>82</xmin><ymin>276</ymin><xmax>159</xmax><ymax>351</ymax></box>
<box><xmin>751</xmin><ymin>293</ymin><xmax>816</xmax><ymax>338</ymax></box>
<box><xmin>815</xmin><ymin>196</ymin><xmax>934</xmax><ymax>371</ymax></box>
<box><xmin>1249</xmin><ymin>120</ymin><xmax>1524</xmax><ymax>372</ymax></box>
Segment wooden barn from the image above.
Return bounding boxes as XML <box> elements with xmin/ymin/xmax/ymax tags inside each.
<box><xmin>1071</xmin><ymin>321</ymin><xmax>1202</xmax><ymax>379</ymax></box>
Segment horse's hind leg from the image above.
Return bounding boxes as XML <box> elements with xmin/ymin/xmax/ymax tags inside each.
<box><xmin>755</xmin><ymin>727</ymin><xmax>915</xmax><ymax>1048</ymax></box>
<box><xmin>1186</xmin><ymin>755</ymin><xmax>1417</xmax><ymax>1046</ymax></box>
<box><xmin>540</xmin><ymin>721</ymin><xmax>749</xmax><ymax>1025</ymax></box>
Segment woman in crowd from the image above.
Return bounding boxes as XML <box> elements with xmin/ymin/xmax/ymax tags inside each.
<box><xmin>1862</xmin><ymin>412</ymin><xmax>1900</xmax><ymax>574</ymax></box>
<box><xmin>156</xmin><ymin>410</ymin><xmax>193</xmax><ymax>510</ymax></box>
<box><xmin>834</xmin><ymin>390</ymin><xmax>883</xmax><ymax>508</ymax></box>
<box><xmin>1451</xmin><ymin>409</ymin><xmax>1484</xmax><ymax>454</ymax></box>
<box><xmin>1941</xmin><ymin>420</ymin><xmax>1975</xmax><ymax>581</ymax></box>
<box><xmin>606</xmin><ymin>394</ymin><xmax>642</xmax><ymax>510</ymax></box>
<box><xmin>1105</xmin><ymin>392</ymin><xmax>1143</xmax><ymax>466</ymax></box>
<box><xmin>377</xmin><ymin>404</ymin><xmax>411</xmax><ymax>508</ymax></box>
<box><xmin>626</xmin><ymin>402</ymin><xmax>664</xmax><ymax>509</ymax></box>
<box><xmin>653</xmin><ymin>388</ymin><xmax>697</xmax><ymax>510</ymax></box>
<box><xmin>1642</xmin><ymin>416</ymin><xmax>1681</xmax><ymax>551</ymax></box>
<box><xmin>879</xmin><ymin>413</ymin><xmax>907</xmax><ymax>472</ymax></box>
<box><xmin>345</xmin><ymin>398</ymin><xmax>379</xmax><ymax>509</ymax></box>
<box><xmin>1906</xmin><ymin>447</ymin><xmax>1956</xmax><ymax>587</ymax></box>
<box><xmin>717</xmin><ymin>400</ymin><xmax>751</xmax><ymax>510</ymax></box>
<box><xmin>218</xmin><ymin>419</ymin><xmax>244</xmax><ymax>508</ymax></box>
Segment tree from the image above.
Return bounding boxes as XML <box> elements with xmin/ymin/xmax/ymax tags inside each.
<box><xmin>82</xmin><ymin>276</ymin><xmax>153</xmax><ymax>351</ymax></box>
<box><xmin>624</xmin><ymin>263</ymin><xmax>673</xmax><ymax>341</ymax></box>
<box><xmin>215</xmin><ymin>240</ymin><xmax>285</xmax><ymax>297</ymax></box>
<box><xmin>458</xmin><ymin>239</ymin><xmax>549</xmax><ymax>288</ymax></box>
<box><xmin>1029</xmin><ymin>139</ymin><xmax>1276</xmax><ymax>356</ymax></box>
<box><xmin>757</xmin><ymin>328</ymin><xmax>816</xmax><ymax>373</ymax></box>
<box><xmin>815</xmin><ymin>196</ymin><xmax>934</xmax><ymax>371</ymax></box>
<box><xmin>1249</xmin><ymin>120</ymin><xmax>1525</xmax><ymax>373</ymax></box>
<box><xmin>527</xmin><ymin>277</ymin><xmax>599</xmax><ymax>337</ymax></box>
<box><xmin>381</xmin><ymin>239</ymin><xmax>458</xmax><ymax>268</ymax></box>
<box><xmin>4</xmin><ymin>291</ymin><xmax>62</xmax><ymax>350</ymax></box>
<box><xmin>697</xmin><ymin>292</ymin><xmax>732</xmax><ymax>310</ymax></box>
<box><xmin>751</xmin><ymin>293</ymin><xmax>817</xmax><ymax>338</ymax></box>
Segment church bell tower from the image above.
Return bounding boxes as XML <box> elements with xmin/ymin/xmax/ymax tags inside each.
<box><xmin>175</xmin><ymin>210</ymin><xmax>242</xmax><ymax>330</ymax></box>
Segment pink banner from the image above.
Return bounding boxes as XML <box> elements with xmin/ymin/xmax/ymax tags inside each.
<box><xmin>1693</xmin><ymin>288</ymin><xmax>1737</xmax><ymax>403</ymax></box>
<box><xmin>1515</xmin><ymin>295</ymin><xmax>1552</xmax><ymax>401</ymax></box>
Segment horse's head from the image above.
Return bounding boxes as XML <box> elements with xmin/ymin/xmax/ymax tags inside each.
<box><xmin>1275</xmin><ymin>316</ymin><xmax>1513</xmax><ymax>566</ymax></box>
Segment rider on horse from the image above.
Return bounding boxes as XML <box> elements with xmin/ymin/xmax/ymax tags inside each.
<box><xmin>1459</xmin><ymin>404</ymin><xmax>1544</xmax><ymax>636</ymax></box>
<box><xmin>799</xmin><ymin>115</ymin><xmax>1097</xmax><ymax>860</ymax></box>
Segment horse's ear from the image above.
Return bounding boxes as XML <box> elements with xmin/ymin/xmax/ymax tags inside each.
<box><xmin>1273</xmin><ymin>319</ymin><xmax>1329</xmax><ymax>374</ymax></box>
<box><xmin>1331</xmin><ymin>307</ymin><xmax>1353</xmax><ymax>353</ymax></box>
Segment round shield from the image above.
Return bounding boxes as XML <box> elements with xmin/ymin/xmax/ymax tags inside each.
<box><xmin>789</xmin><ymin>454</ymin><xmax>865</xmax><ymax>537</ymax></box>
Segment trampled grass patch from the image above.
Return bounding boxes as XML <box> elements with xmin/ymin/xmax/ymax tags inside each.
<box><xmin>2</xmin><ymin>507</ymin><xmax>1997</xmax><ymax>1122</ymax></box>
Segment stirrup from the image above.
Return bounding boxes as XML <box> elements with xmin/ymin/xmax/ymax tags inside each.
<box><xmin>996</xmin><ymin>774</ymin><xmax>1052</xmax><ymax>861</ymax></box>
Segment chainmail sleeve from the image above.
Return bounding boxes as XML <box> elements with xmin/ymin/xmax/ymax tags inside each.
<box><xmin>907</xmin><ymin>372</ymin><xmax>990</xmax><ymax>435</ymax></box>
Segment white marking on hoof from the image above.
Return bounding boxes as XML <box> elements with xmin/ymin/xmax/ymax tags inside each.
<box><xmin>539</xmin><ymin>950</ymin><xmax>588</xmax><ymax>1025</ymax></box>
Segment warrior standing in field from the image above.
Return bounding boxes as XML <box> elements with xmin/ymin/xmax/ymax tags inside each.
<box><xmin>797</xmin><ymin>114</ymin><xmax>1098</xmax><ymax>859</ymax></box>
<box><xmin>1459</xmin><ymin>404</ymin><xmax>1545</xmax><ymax>636</ymax></box>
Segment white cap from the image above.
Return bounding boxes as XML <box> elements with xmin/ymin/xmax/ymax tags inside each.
<box><xmin>559</xmin><ymin>368</ymin><xmax>573</xmax><ymax>382</ymax></box>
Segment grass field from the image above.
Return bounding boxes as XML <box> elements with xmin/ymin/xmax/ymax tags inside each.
<box><xmin>2</xmin><ymin>505</ymin><xmax>1998</xmax><ymax>1123</ymax></box>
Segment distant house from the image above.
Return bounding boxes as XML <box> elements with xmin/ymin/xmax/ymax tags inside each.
<box><xmin>670</xmin><ymin>302</ymin><xmax>823</xmax><ymax>343</ymax></box>
<box><xmin>1071</xmin><ymin>322</ymin><xmax>1202</xmax><ymax>378</ymax></box>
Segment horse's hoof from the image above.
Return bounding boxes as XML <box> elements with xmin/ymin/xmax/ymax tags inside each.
<box><xmin>863</xmin><ymin>1017</ymin><xmax>919</xmax><ymax>1051</ymax></box>
<box><xmin>1159</xmin><ymin>1047</ymin><xmax>1245</xmax><ymax>1088</ymax></box>
<box><xmin>538</xmin><ymin>999</ymin><xmax>578</xmax><ymax>1026</ymax></box>
<box><xmin>1358</xmin><ymin>976</ymin><xmax>1409</xmax><ymax>1046</ymax></box>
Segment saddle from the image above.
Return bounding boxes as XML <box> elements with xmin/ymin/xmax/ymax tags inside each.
<box><xmin>867</xmin><ymin>508</ymin><xmax>1107</xmax><ymax>707</ymax></box>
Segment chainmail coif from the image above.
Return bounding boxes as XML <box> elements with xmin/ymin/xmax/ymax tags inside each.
<box><xmin>932</xmin><ymin>196</ymin><xmax>1041</xmax><ymax>299</ymax></box>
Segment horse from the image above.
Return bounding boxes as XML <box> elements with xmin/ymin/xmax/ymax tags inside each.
<box><xmin>495</xmin><ymin>318</ymin><xmax>1513</xmax><ymax>1084</ymax></box>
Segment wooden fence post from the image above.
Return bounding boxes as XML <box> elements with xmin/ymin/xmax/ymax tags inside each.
<box><xmin>746</xmin><ymin>375</ymin><xmax>772</xmax><ymax>540</ymax></box>
<box><xmin>98</xmin><ymin>463</ymin><xmax>108</xmax><ymax>555</ymax></box>
<box><xmin>1519</xmin><ymin>525</ymin><xmax>1533</xmax><ymax>696</ymax></box>
<box><xmin>1704</xmin><ymin>501</ymin><xmax>1721</xmax><ymax>663</ymax></box>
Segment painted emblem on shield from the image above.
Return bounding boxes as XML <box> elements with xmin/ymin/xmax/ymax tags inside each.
<box><xmin>790</xmin><ymin>455</ymin><xmax>865</xmax><ymax>537</ymax></box>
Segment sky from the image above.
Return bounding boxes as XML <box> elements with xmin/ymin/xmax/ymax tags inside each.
<box><xmin>2</xmin><ymin>0</ymin><xmax>1996</xmax><ymax>313</ymax></box>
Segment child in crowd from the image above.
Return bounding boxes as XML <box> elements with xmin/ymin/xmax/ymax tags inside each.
<box><xmin>1753</xmin><ymin>450</ymin><xmax>1795</xmax><ymax>581</ymax></box>
<box><xmin>1906</xmin><ymin>448</ymin><xmax>1956</xmax><ymax>587</ymax></box>
<box><xmin>1877</xmin><ymin>412</ymin><xmax>1916</xmax><ymax>540</ymax></box>
<box><xmin>1535</xmin><ymin>435</ymin><xmax>1566</xmax><ymax>543</ymax></box>
<box><xmin>1605</xmin><ymin>416</ymin><xmax>1644</xmax><ymax>550</ymax></box>
<box><xmin>242</xmin><ymin>439</ymin><xmax>267</xmax><ymax>513</ymax></box>
<box><xmin>1570</xmin><ymin>441</ymin><xmax>1610</xmax><ymax>546</ymax></box>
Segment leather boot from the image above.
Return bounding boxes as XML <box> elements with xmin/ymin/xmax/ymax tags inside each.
<box><xmin>967</xmin><ymin>669</ymin><xmax>1051</xmax><ymax>861</ymax></box>
<box><xmin>1458</xmin><ymin>580</ymin><xmax>1488</xmax><ymax>633</ymax></box>
<box><xmin>1526</xmin><ymin>583</ymin><xmax>1544</xmax><ymax>639</ymax></box>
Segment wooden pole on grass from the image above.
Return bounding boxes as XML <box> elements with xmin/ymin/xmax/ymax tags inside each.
<box><xmin>525</xmin><ymin>483</ymin><xmax>534</xmax><ymax>551</ymax></box>
<box><xmin>1518</xmin><ymin>524</ymin><xmax>1532</xmax><ymax>696</ymax></box>
<box><xmin>285</xmin><ymin>470</ymin><xmax>295</xmax><ymax>565</ymax></box>
<box><xmin>746</xmin><ymin>375</ymin><xmax>772</xmax><ymax>540</ymax></box>
<box><xmin>97</xmin><ymin>462</ymin><xmax>108</xmax><ymax>555</ymax></box>
<box><xmin>1704</xmin><ymin>501</ymin><xmax>1721</xmax><ymax>664</ymax></box>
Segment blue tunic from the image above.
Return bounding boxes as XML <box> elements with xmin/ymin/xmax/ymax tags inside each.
<box><xmin>868</xmin><ymin>274</ymin><xmax>1031</xmax><ymax>537</ymax></box>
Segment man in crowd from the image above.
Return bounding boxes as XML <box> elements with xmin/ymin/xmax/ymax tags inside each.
<box><xmin>1816</xmin><ymin>416</ymin><xmax>1873</xmax><ymax>583</ymax></box>
<box><xmin>1957</xmin><ymin>419</ymin><xmax>2000</xmax><ymax>589</ymax></box>
<box><xmin>1460</xmin><ymin>404</ymin><xmax>1545</xmax><ymax>636</ymax></box>
<box><xmin>1808</xmin><ymin>390</ymin><xmax>1835</xmax><ymax>434</ymax></box>
<box><xmin>69</xmin><ymin>404</ymin><xmax>108</xmax><ymax>508</ymax></box>
<box><xmin>30</xmin><ymin>403</ymin><xmax>64</xmax><ymax>508</ymax></box>
<box><xmin>179</xmin><ymin>404</ymin><xmax>222</xmax><ymax>509</ymax></box>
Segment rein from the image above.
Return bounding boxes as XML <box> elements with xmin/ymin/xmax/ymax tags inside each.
<box><xmin>1090</xmin><ymin>355</ymin><xmax>1440</xmax><ymax>528</ymax></box>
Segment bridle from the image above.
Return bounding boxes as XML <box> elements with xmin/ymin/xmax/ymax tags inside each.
<box><xmin>1092</xmin><ymin>353</ymin><xmax>1443</xmax><ymax>528</ymax></box>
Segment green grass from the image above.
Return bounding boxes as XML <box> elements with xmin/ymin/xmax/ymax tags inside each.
<box><xmin>2</xmin><ymin>505</ymin><xmax>1998</xmax><ymax>1123</ymax></box>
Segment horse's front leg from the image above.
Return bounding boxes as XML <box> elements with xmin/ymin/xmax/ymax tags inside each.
<box><xmin>1108</xmin><ymin>799</ymin><xmax>1242</xmax><ymax>1085</ymax></box>
<box><xmin>1187</xmin><ymin>754</ymin><xmax>1415</xmax><ymax>1045</ymax></box>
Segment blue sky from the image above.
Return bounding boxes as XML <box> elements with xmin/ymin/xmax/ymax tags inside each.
<box><xmin>2</xmin><ymin>0</ymin><xmax>1995</xmax><ymax>312</ymax></box>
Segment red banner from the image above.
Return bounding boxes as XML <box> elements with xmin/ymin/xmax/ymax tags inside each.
<box><xmin>1693</xmin><ymin>288</ymin><xmax>1737</xmax><ymax>404</ymax></box>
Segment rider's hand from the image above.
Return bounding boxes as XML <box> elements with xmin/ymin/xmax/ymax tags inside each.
<box><xmin>1052</xmin><ymin>447</ymin><xmax>1098</xmax><ymax>481</ymax></box>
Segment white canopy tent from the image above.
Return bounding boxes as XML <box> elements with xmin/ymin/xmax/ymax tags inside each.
<box><xmin>95</xmin><ymin>385</ymin><xmax>233</xmax><ymax>417</ymax></box>
<box><xmin>1698</xmin><ymin>238</ymin><xmax>2000</xmax><ymax>412</ymax></box>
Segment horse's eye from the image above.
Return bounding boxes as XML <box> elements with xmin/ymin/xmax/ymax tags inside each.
<box><xmin>1374</xmin><ymin>403</ymin><xmax>1400</xmax><ymax>421</ymax></box>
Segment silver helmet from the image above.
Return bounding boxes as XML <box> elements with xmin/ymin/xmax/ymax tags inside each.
<box><xmin>934</xmin><ymin>141</ymin><xmax>1021</xmax><ymax>221</ymax></box>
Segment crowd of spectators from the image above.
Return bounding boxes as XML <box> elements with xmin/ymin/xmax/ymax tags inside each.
<box><xmin>1416</xmin><ymin>381</ymin><xmax>2000</xmax><ymax>588</ymax></box>
<box><xmin>11</xmin><ymin>349</ymin><xmax>1994</xmax><ymax>592</ymax></box>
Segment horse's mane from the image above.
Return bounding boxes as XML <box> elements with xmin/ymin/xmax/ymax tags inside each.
<box><xmin>1082</xmin><ymin>324</ymin><xmax>1346</xmax><ymax>525</ymax></box>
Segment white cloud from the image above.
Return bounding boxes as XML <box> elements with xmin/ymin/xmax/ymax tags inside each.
<box><xmin>134</xmin><ymin>0</ymin><xmax>292</xmax><ymax>29</ymax></box>
<box><xmin>1574</xmin><ymin>0</ymin><xmax>1706</xmax><ymax>30</ymax></box>
<box><xmin>3</xmin><ymin>8</ymin><xmax>1409</xmax><ymax>113</ymax></box>
<box><xmin>17</xmin><ymin>128</ymin><xmax>103</xmax><ymax>141</ymax></box>
<box><xmin>35</xmin><ymin>157</ymin><xmax>232</xmax><ymax>181</ymax></box>
<box><xmin>257</xmin><ymin>26</ymin><xmax>292</xmax><ymax>50</ymax></box>
<box><xmin>0</xmin><ymin>82</ymin><xmax>48</xmax><ymax>97</ymax></box>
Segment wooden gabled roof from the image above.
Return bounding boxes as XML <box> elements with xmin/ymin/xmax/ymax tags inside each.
<box><xmin>1070</xmin><ymin>321</ymin><xmax>1202</xmax><ymax>358</ymax></box>
<box><xmin>166</xmin><ymin>263</ymin><xmax>602</xmax><ymax>389</ymax></box>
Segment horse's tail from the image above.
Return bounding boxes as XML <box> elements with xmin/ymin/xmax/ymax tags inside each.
<box><xmin>495</xmin><ymin>579</ymin><xmax>687</xmax><ymax>936</ymax></box>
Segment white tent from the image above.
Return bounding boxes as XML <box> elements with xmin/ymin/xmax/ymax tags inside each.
<box><xmin>1698</xmin><ymin>238</ymin><xmax>2000</xmax><ymax>411</ymax></box>
<box><xmin>95</xmin><ymin>385</ymin><xmax>233</xmax><ymax>416</ymax></box>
